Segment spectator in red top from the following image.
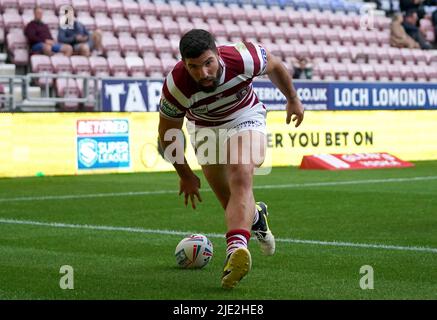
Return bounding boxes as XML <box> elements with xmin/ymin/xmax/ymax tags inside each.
<box><xmin>24</xmin><ymin>6</ymin><xmax>73</xmax><ymax>56</ymax></box>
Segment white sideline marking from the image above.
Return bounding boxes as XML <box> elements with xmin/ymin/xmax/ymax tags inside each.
<box><xmin>0</xmin><ymin>218</ymin><xmax>436</xmax><ymax>254</ymax></box>
<box><xmin>1</xmin><ymin>175</ymin><xmax>437</xmax><ymax>203</ymax></box>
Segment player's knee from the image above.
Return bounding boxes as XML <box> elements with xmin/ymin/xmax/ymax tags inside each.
<box><xmin>227</xmin><ymin>165</ymin><xmax>253</xmax><ymax>192</ymax></box>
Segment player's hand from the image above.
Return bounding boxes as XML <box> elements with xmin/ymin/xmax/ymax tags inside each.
<box><xmin>286</xmin><ymin>97</ymin><xmax>304</xmax><ymax>128</ymax></box>
<box><xmin>179</xmin><ymin>174</ymin><xmax>202</xmax><ymax>209</ymax></box>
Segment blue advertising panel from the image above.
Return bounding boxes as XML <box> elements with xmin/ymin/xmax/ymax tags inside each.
<box><xmin>101</xmin><ymin>79</ymin><xmax>437</xmax><ymax>111</ymax></box>
<box><xmin>76</xmin><ymin>119</ymin><xmax>130</xmax><ymax>170</ymax></box>
<box><xmin>102</xmin><ymin>79</ymin><xmax>163</xmax><ymax>112</ymax></box>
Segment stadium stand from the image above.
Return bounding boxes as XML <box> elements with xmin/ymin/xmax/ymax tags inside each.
<box><xmin>0</xmin><ymin>0</ymin><xmax>436</xmax><ymax>112</ymax></box>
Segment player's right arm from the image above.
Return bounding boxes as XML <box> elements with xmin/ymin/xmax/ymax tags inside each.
<box><xmin>158</xmin><ymin>98</ymin><xmax>202</xmax><ymax>209</ymax></box>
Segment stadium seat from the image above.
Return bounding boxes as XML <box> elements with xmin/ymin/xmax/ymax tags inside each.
<box><xmin>113</xmin><ymin>16</ymin><xmax>131</xmax><ymax>35</ymax></box>
<box><xmin>376</xmin><ymin>32</ymin><xmax>390</xmax><ymax>47</ymax></box>
<box><xmin>288</xmin><ymin>10</ymin><xmax>303</xmax><ymax>27</ymax></box>
<box><xmin>70</xmin><ymin>55</ymin><xmax>91</xmax><ymax>75</ymax></box>
<box><xmin>94</xmin><ymin>13</ymin><xmax>113</xmax><ymax>32</ymax></box>
<box><xmin>364</xmin><ymin>31</ymin><xmax>379</xmax><ymax>47</ymax></box>
<box><xmin>318</xmin><ymin>62</ymin><xmax>336</xmax><ymax>81</ymax></box>
<box><xmin>125</xmin><ymin>56</ymin><xmax>146</xmax><ymax>77</ymax></box>
<box><xmin>122</xmin><ymin>0</ymin><xmax>139</xmax><ymax>16</ymax></box>
<box><xmin>155</xmin><ymin>1</ymin><xmax>172</xmax><ymax>18</ymax></box>
<box><xmin>143</xmin><ymin>55</ymin><xmax>163</xmax><ymax>76</ymax></box>
<box><xmin>31</xmin><ymin>55</ymin><xmax>53</xmax><ymax>86</ymax></box>
<box><xmin>51</xmin><ymin>55</ymin><xmax>72</xmax><ymax>74</ymax></box>
<box><xmin>210</xmin><ymin>23</ymin><xmax>227</xmax><ymax>38</ymax></box>
<box><xmin>106</xmin><ymin>0</ymin><xmax>123</xmax><ymax>15</ymax></box>
<box><xmin>331</xmin><ymin>62</ymin><xmax>348</xmax><ymax>81</ymax></box>
<box><xmin>225</xmin><ymin>23</ymin><xmax>242</xmax><ymax>38</ymax></box>
<box><xmin>297</xmin><ymin>28</ymin><xmax>313</xmax><ymax>45</ymax></box>
<box><xmin>129</xmin><ymin>18</ymin><xmax>147</xmax><ymax>36</ymax></box>
<box><xmin>360</xmin><ymin>64</ymin><xmax>376</xmax><ymax>81</ymax></box>
<box><xmin>160</xmin><ymin>56</ymin><xmax>177</xmax><ymax>76</ymax></box>
<box><xmin>325</xmin><ymin>29</ymin><xmax>341</xmax><ymax>46</ymax></box>
<box><xmin>399</xmin><ymin>65</ymin><xmax>415</xmax><ymax>82</ymax></box>
<box><xmin>78</xmin><ymin>14</ymin><xmax>96</xmax><ymax>31</ymax></box>
<box><xmin>101</xmin><ymin>35</ymin><xmax>121</xmax><ymax>57</ymax></box>
<box><xmin>89</xmin><ymin>56</ymin><xmax>109</xmax><ymax>76</ymax></box>
<box><xmin>412</xmin><ymin>49</ymin><xmax>428</xmax><ymax>66</ymax></box>
<box><xmin>171</xmin><ymin>1</ymin><xmax>189</xmax><ymax>18</ymax></box>
<box><xmin>312</xmin><ymin>10</ymin><xmax>329</xmax><ymax>27</ymax></box>
<box><xmin>136</xmin><ymin>34</ymin><xmax>155</xmax><ymax>56</ymax></box>
<box><xmin>214</xmin><ymin>2</ymin><xmax>234</xmax><ymax>21</ymax></box>
<box><xmin>200</xmin><ymin>3</ymin><xmax>219</xmax><ymax>20</ymax></box>
<box><xmin>386</xmin><ymin>64</ymin><xmax>402</xmax><ymax>81</ymax></box>
<box><xmin>71</xmin><ymin>0</ymin><xmax>89</xmax><ymax>12</ymax></box>
<box><xmin>119</xmin><ymin>35</ymin><xmax>139</xmax><ymax>57</ymax></box>
<box><xmin>89</xmin><ymin>0</ymin><xmax>107</xmax><ymax>15</ymax></box>
<box><xmin>19</xmin><ymin>0</ymin><xmax>37</xmax><ymax>11</ymax></box>
<box><xmin>387</xmin><ymin>47</ymin><xmax>402</xmax><ymax>65</ymax></box>
<box><xmin>153</xmin><ymin>37</ymin><xmax>172</xmax><ymax>55</ymax></box>
<box><xmin>10</xmin><ymin>48</ymin><xmax>29</xmax><ymax>66</ymax></box>
<box><xmin>3</xmin><ymin>12</ymin><xmax>23</xmax><ymax>32</ymax></box>
<box><xmin>6</xmin><ymin>31</ymin><xmax>27</xmax><ymax>51</ymax></box>
<box><xmin>424</xmin><ymin>65</ymin><xmax>437</xmax><ymax>82</ymax></box>
<box><xmin>107</xmin><ymin>56</ymin><xmax>127</xmax><ymax>77</ymax></box>
<box><xmin>1</xmin><ymin>0</ymin><xmax>20</xmax><ymax>10</ymax></box>
<box><xmin>335</xmin><ymin>46</ymin><xmax>351</xmax><ymax>63</ymax></box>
<box><xmin>399</xmin><ymin>48</ymin><xmax>415</xmax><ymax>66</ymax></box>
<box><xmin>322</xmin><ymin>45</ymin><xmax>337</xmax><ymax>63</ymax></box>
<box><xmin>36</xmin><ymin>0</ymin><xmax>55</xmax><ymax>11</ymax></box>
<box><xmin>310</xmin><ymin>27</ymin><xmax>327</xmax><ymax>45</ymax></box>
<box><xmin>427</xmin><ymin>51</ymin><xmax>437</xmax><ymax>66</ymax></box>
<box><xmin>139</xmin><ymin>1</ymin><xmax>156</xmax><ymax>17</ymax></box>
<box><xmin>307</xmin><ymin>44</ymin><xmax>324</xmax><ymax>62</ymax></box>
<box><xmin>338</xmin><ymin>29</ymin><xmax>353</xmax><ymax>46</ymax></box>
<box><xmin>412</xmin><ymin>65</ymin><xmax>427</xmax><ymax>82</ymax></box>
<box><xmin>55</xmin><ymin>78</ymin><xmax>80</xmax><ymax>111</ymax></box>
<box><xmin>373</xmin><ymin>64</ymin><xmax>389</xmax><ymax>82</ymax></box>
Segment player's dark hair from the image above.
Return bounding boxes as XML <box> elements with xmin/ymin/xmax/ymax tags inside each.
<box><xmin>179</xmin><ymin>29</ymin><xmax>217</xmax><ymax>60</ymax></box>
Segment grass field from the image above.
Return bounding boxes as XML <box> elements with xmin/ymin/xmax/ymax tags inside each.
<box><xmin>1</xmin><ymin>161</ymin><xmax>437</xmax><ymax>300</ymax></box>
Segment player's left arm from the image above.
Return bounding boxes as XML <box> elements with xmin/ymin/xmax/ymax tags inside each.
<box><xmin>264</xmin><ymin>50</ymin><xmax>304</xmax><ymax>127</ymax></box>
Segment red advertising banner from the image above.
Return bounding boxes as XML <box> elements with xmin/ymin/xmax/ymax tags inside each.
<box><xmin>300</xmin><ymin>153</ymin><xmax>415</xmax><ymax>170</ymax></box>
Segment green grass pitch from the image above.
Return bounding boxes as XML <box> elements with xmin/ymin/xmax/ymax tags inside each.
<box><xmin>1</xmin><ymin>161</ymin><xmax>437</xmax><ymax>299</ymax></box>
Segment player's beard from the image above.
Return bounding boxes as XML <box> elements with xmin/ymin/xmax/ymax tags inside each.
<box><xmin>197</xmin><ymin>65</ymin><xmax>223</xmax><ymax>93</ymax></box>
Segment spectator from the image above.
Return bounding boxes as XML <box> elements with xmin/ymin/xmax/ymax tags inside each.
<box><xmin>24</xmin><ymin>6</ymin><xmax>72</xmax><ymax>56</ymax></box>
<box><xmin>400</xmin><ymin>0</ymin><xmax>436</xmax><ymax>21</ymax></box>
<box><xmin>291</xmin><ymin>57</ymin><xmax>313</xmax><ymax>80</ymax></box>
<box><xmin>390</xmin><ymin>13</ymin><xmax>421</xmax><ymax>48</ymax></box>
<box><xmin>58</xmin><ymin>19</ymin><xmax>103</xmax><ymax>57</ymax></box>
<box><xmin>402</xmin><ymin>9</ymin><xmax>433</xmax><ymax>49</ymax></box>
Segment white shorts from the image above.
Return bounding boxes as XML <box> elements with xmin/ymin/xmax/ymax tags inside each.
<box><xmin>187</xmin><ymin>103</ymin><xmax>267</xmax><ymax>165</ymax></box>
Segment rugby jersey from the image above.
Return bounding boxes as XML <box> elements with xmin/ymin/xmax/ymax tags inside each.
<box><xmin>159</xmin><ymin>41</ymin><xmax>268</xmax><ymax>127</ymax></box>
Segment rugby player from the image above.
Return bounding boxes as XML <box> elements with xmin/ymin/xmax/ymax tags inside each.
<box><xmin>158</xmin><ymin>29</ymin><xmax>304</xmax><ymax>289</ymax></box>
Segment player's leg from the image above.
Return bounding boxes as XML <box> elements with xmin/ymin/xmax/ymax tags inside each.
<box><xmin>221</xmin><ymin>130</ymin><xmax>265</xmax><ymax>289</ymax></box>
<box><xmin>201</xmin><ymin>164</ymin><xmax>230</xmax><ymax>210</ymax></box>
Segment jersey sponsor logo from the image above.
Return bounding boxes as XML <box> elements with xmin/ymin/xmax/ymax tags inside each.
<box><xmin>160</xmin><ymin>98</ymin><xmax>182</xmax><ymax>117</ymax></box>
<box><xmin>236</xmin><ymin>86</ymin><xmax>249</xmax><ymax>100</ymax></box>
<box><xmin>191</xmin><ymin>104</ymin><xmax>209</xmax><ymax>114</ymax></box>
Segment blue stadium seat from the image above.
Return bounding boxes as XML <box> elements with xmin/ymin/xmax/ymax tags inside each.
<box><xmin>294</xmin><ymin>0</ymin><xmax>309</xmax><ymax>11</ymax></box>
<box><xmin>330</xmin><ymin>1</ymin><xmax>346</xmax><ymax>13</ymax></box>
<box><xmin>317</xmin><ymin>0</ymin><xmax>332</xmax><ymax>11</ymax></box>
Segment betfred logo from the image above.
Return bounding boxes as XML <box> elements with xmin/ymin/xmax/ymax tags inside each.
<box><xmin>77</xmin><ymin>119</ymin><xmax>129</xmax><ymax>136</ymax></box>
<box><xmin>76</xmin><ymin>119</ymin><xmax>130</xmax><ymax>170</ymax></box>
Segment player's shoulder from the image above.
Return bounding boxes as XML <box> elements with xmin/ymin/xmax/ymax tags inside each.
<box><xmin>163</xmin><ymin>60</ymin><xmax>197</xmax><ymax>98</ymax></box>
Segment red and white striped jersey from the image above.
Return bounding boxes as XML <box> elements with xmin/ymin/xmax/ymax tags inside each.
<box><xmin>159</xmin><ymin>41</ymin><xmax>268</xmax><ymax>127</ymax></box>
